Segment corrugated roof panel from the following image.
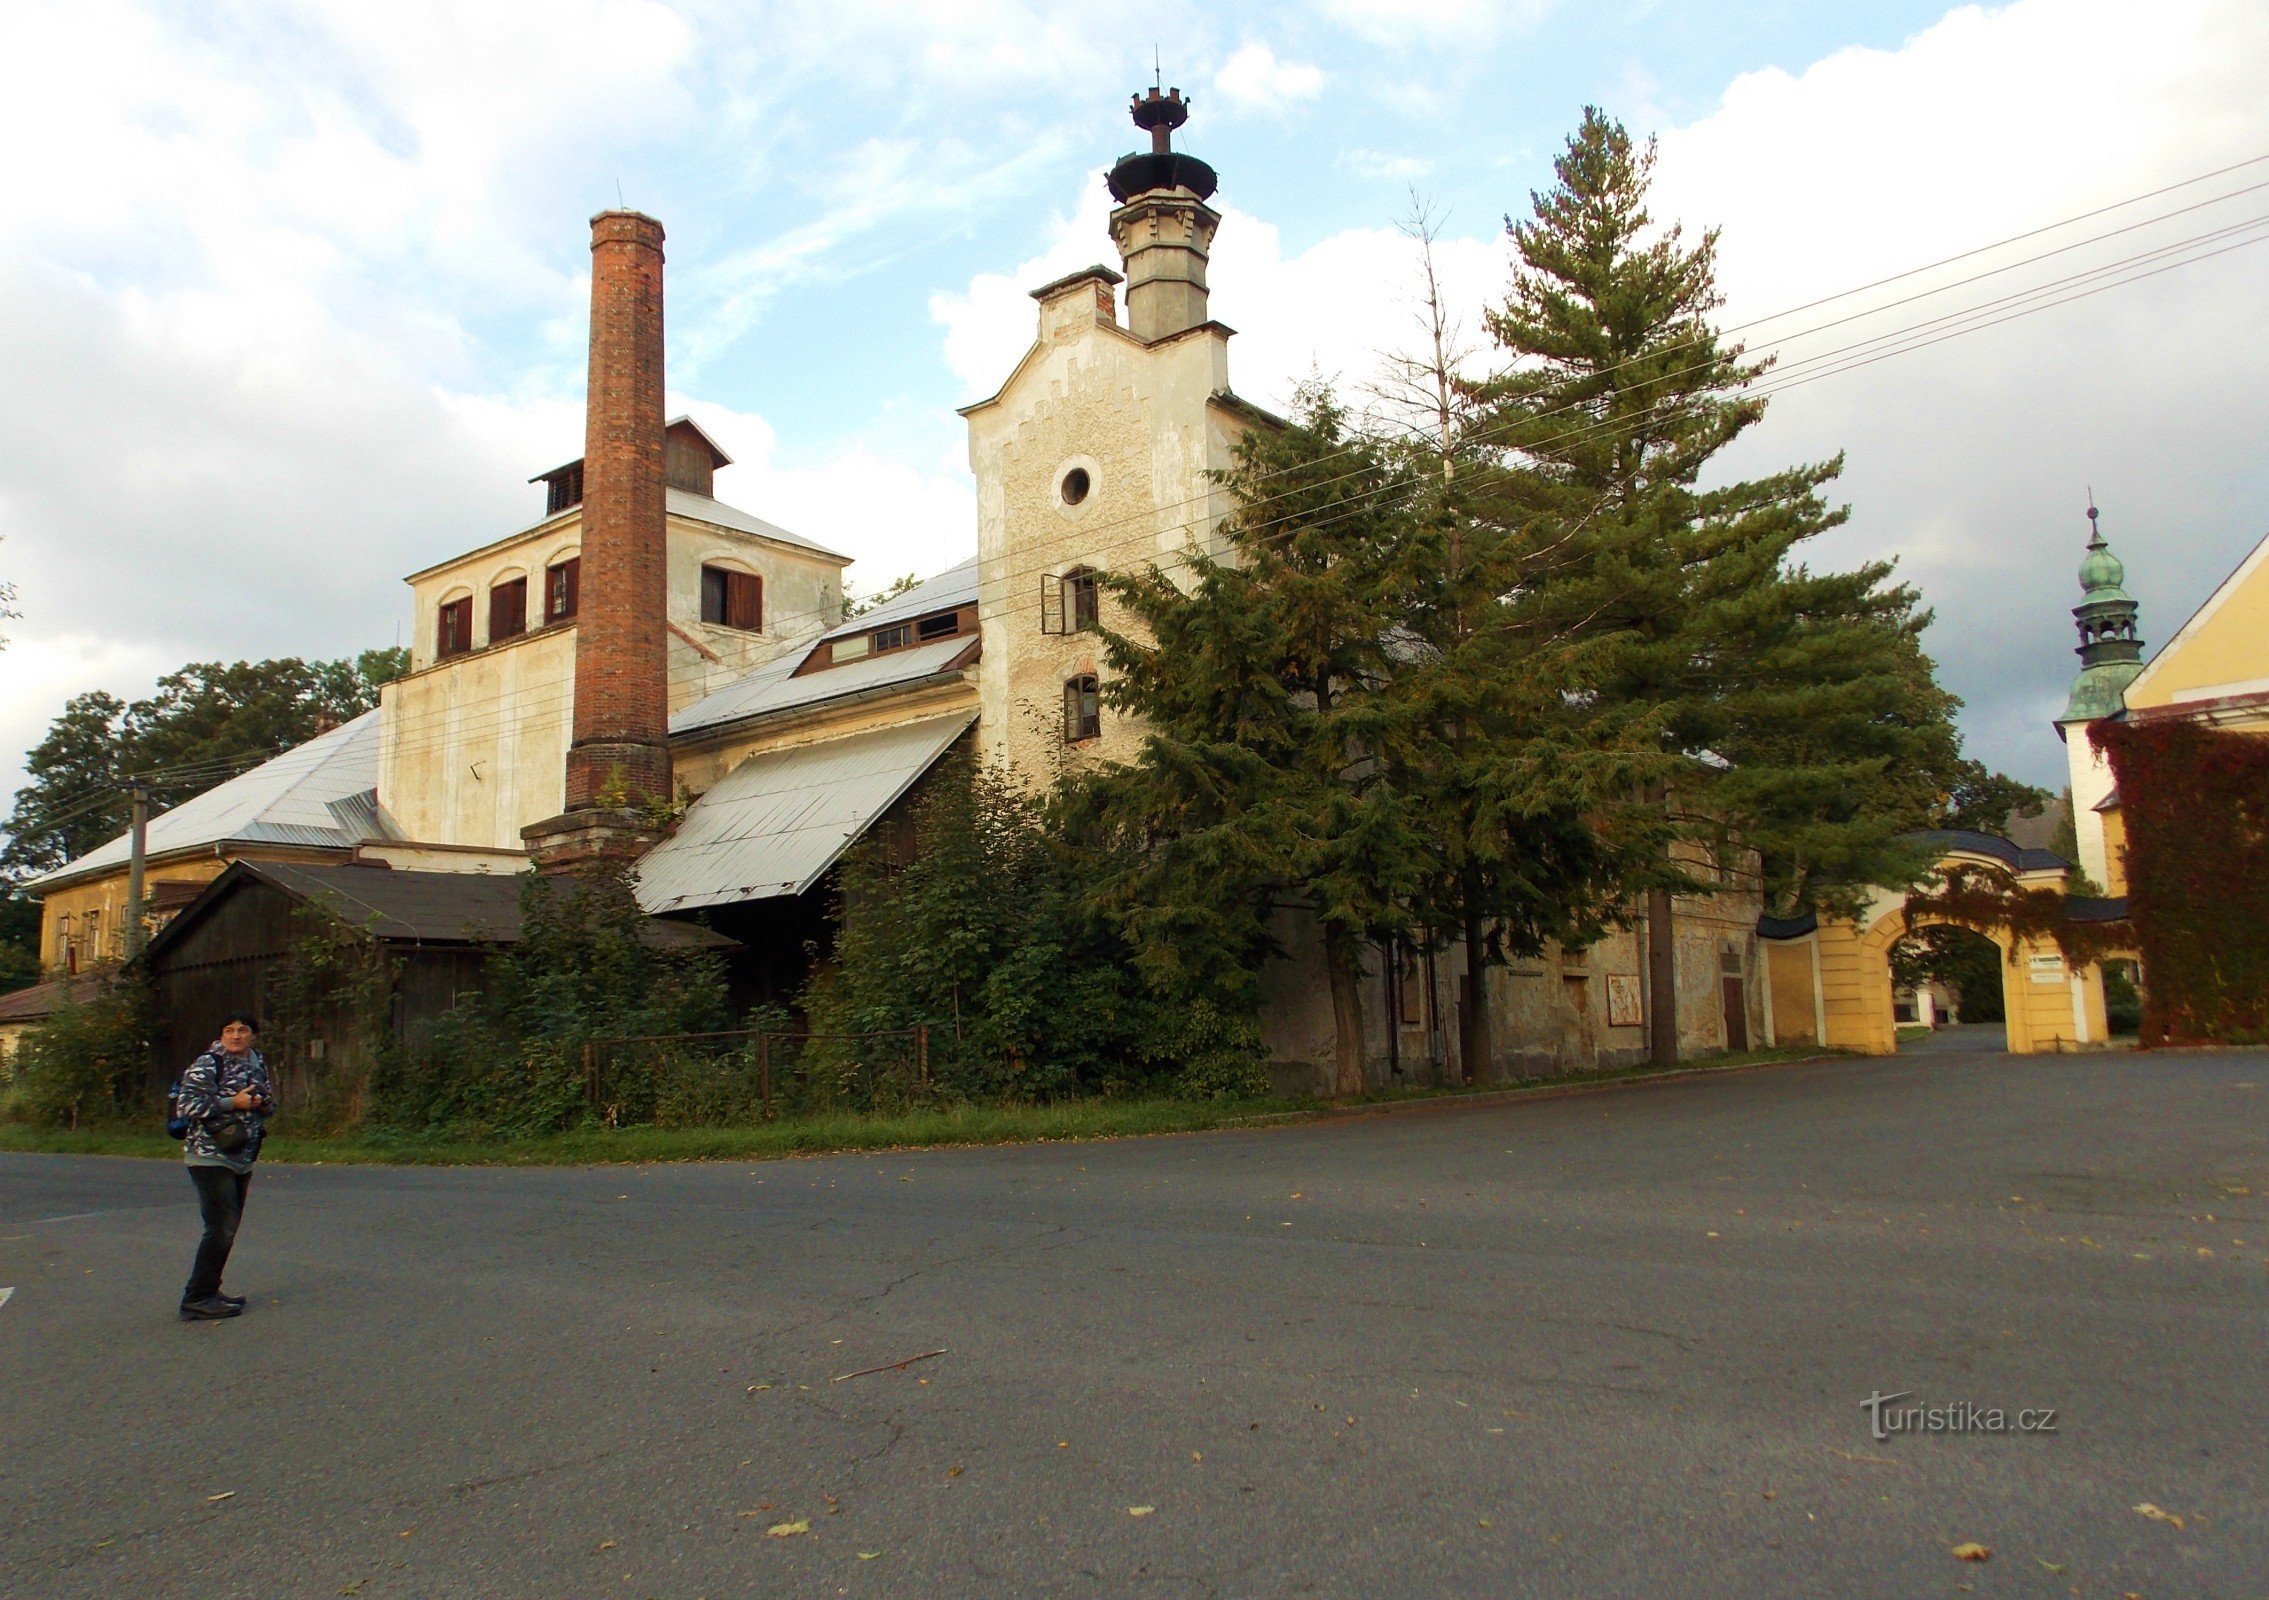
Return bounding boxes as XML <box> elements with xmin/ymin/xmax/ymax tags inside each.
<box><xmin>634</xmin><ymin>713</ymin><xmax>976</xmax><ymax>913</ymax></box>
<box><xmin>25</xmin><ymin>712</ymin><xmax>385</xmax><ymax>890</ymax></box>
<box><xmin>821</xmin><ymin>557</ymin><xmax>979</xmax><ymax>642</ymax></box>
<box><xmin>667</xmin><ymin>488</ymin><xmax>850</xmax><ymax>563</ymax></box>
<box><xmin>670</xmin><ymin>634</ymin><xmax>973</xmax><ymax>737</ymax></box>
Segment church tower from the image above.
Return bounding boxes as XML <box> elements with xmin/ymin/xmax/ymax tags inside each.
<box><xmin>962</xmin><ymin>86</ymin><xmax>1268</xmax><ymax>783</ymax></box>
<box><xmin>2056</xmin><ymin>500</ymin><xmax>2145</xmax><ymax>887</ymax></box>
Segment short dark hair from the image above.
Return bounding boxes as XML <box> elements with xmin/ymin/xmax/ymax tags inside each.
<box><xmin>220</xmin><ymin>1011</ymin><xmax>260</xmax><ymax>1035</ymax></box>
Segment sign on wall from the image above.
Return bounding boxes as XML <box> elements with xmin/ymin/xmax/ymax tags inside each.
<box><xmin>2029</xmin><ymin>953</ymin><xmax>2067</xmax><ymax>986</ymax></box>
<box><xmin>1606</xmin><ymin>974</ymin><xmax>1644</xmax><ymax>1029</ymax></box>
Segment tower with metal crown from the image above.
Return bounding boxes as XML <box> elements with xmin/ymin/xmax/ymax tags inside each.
<box><xmin>2057</xmin><ymin>499</ymin><xmax>2146</xmax><ymax>887</ymax></box>
<box><xmin>1106</xmin><ymin>85</ymin><xmax>1221</xmax><ymax>343</ymax></box>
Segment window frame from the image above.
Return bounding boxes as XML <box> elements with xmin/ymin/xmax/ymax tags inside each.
<box><xmin>544</xmin><ymin>556</ymin><xmax>580</xmax><ymax>624</ymax></box>
<box><xmin>1063</xmin><ymin>673</ymin><xmax>1102</xmax><ymax>743</ymax></box>
<box><xmin>700</xmin><ymin>564</ymin><xmax>763</xmax><ymax>632</ymax></box>
<box><xmin>437</xmin><ymin>595</ymin><xmax>475</xmax><ymax>660</ymax></box>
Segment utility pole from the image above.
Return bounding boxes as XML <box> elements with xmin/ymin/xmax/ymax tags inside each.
<box><xmin>124</xmin><ymin>782</ymin><xmax>150</xmax><ymax>959</ymax></box>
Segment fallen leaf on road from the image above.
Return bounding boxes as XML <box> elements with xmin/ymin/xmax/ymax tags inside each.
<box><xmin>339</xmin><ymin>1581</ymin><xmax>366</xmax><ymax>1596</ymax></box>
<box><xmin>205</xmin><ymin>1492</ymin><xmax>235</xmax><ymax>1503</ymax></box>
<box><xmin>2037</xmin><ymin>1559</ymin><xmax>2066</xmax><ymax>1574</ymax></box>
<box><xmin>596</xmin><ymin>1541</ymin><xmax>617</xmax><ymax>1552</ymax></box>
<box><xmin>1950</xmin><ymin>1542</ymin><xmax>1991</xmax><ymax>1561</ymax></box>
<box><xmin>947</xmin><ymin>1466</ymin><xmax>963</xmax><ymax>1478</ymax></box>
<box><xmin>1128</xmin><ymin>1506</ymin><xmax>1155</xmax><ymax>1517</ymax></box>
<box><xmin>1477</xmin><ymin>1518</ymin><xmax>1491</xmax><ymax>1528</ymax></box>
<box><xmin>2133</xmin><ymin>1502</ymin><xmax>2185</xmax><ymax>1529</ymax></box>
<box><xmin>858</xmin><ymin>1552</ymin><xmax>881</xmax><ymax>1560</ymax></box>
<box><xmin>766</xmin><ymin>1520</ymin><xmax>809</xmax><ymax>1538</ymax></box>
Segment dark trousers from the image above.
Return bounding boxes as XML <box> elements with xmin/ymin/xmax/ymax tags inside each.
<box><xmin>184</xmin><ymin>1166</ymin><xmax>251</xmax><ymax>1304</ymax></box>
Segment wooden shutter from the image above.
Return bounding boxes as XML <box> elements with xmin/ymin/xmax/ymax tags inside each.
<box><xmin>438</xmin><ymin>597</ymin><xmax>473</xmax><ymax>658</ymax></box>
<box><xmin>489</xmin><ymin>578</ymin><xmax>527</xmax><ymax>642</ymax></box>
<box><xmin>546</xmin><ymin>558</ymin><xmax>580</xmax><ymax>622</ymax></box>
<box><xmin>726</xmin><ymin>570</ymin><xmax>762</xmax><ymax>630</ymax></box>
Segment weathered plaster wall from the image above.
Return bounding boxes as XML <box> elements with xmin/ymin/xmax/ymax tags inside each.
<box><xmin>384</xmin><ymin>506</ymin><xmax>843</xmax><ymax>850</ymax></box>
<box><xmin>965</xmin><ymin>281</ymin><xmax>1246</xmax><ymax>790</ymax></box>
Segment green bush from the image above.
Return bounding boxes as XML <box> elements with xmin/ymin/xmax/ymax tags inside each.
<box><xmin>371</xmin><ymin>866</ymin><xmax>732</xmax><ymax>1137</ymax></box>
<box><xmin>801</xmin><ymin>751</ymin><xmax>1267</xmax><ymax>1105</ymax></box>
<box><xmin>1</xmin><ymin>973</ymin><xmax>152</xmax><ymax>1129</ymax></box>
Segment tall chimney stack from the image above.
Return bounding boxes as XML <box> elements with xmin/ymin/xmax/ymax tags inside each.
<box><xmin>525</xmin><ymin>209</ymin><xmax>673</xmax><ymax>873</ymax></box>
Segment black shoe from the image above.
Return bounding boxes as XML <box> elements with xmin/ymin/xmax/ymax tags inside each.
<box><xmin>217</xmin><ymin>1293</ymin><xmax>247</xmax><ymax>1309</ymax></box>
<box><xmin>180</xmin><ymin>1296</ymin><xmax>242</xmax><ymax>1321</ymax></box>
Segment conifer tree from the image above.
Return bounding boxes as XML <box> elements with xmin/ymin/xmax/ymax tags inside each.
<box><xmin>1468</xmin><ymin>109</ymin><xmax>1961</xmax><ymax>1063</ymax></box>
<box><xmin>1063</xmin><ymin>387</ymin><xmax>1424</xmax><ymax>1094</ymax></box>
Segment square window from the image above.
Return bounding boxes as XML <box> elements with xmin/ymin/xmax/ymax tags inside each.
<box><xmin>917</xmin><ymin>612</ymin><xmax>959</xmax><ymax>642</ymax></box>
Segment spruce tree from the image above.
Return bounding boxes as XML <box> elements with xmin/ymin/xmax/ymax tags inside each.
<box><xmin>1468</xmin><ymin>109</ymin><xmax>1961</xmax><ymax>1063</ymax></box>
<box><xmin>1063</xmin><ymin>387</ymin><xmax>1424</xmax><ymax>1094</ymax></box>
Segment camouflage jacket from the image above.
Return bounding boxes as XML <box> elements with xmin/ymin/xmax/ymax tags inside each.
<box><xmin>178</xmin><ymin>1046</ymin><xmax>275</xmax><ymax>1172</ymax></box>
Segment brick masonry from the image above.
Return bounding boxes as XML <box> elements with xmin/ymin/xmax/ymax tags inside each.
<box><xmin>564</xmin><ymin>208</ymin><xmax>672</xmax><ymax>809</ymax></box>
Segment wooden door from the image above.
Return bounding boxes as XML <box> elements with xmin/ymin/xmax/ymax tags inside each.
<box><xmin>1722</xmin><ymin>977</ymin><xmax>1749</xmax><ymax>1051</ymax></box>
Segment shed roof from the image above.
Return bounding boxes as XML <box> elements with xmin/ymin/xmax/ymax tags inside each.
<box><xmin>142</xmin><ymin>861</ymin><xmax>736</xmax><ymax>960</ymax></box>
<box><xmin>636</xmin><ymin>712</ymin><xmax>976</xmax><ymax>913</ymax></box>
<box><xmin>0</xmin><ymin>976</ymin><xmax>102</xmax><ymax>1026</ymax></box>
<box><xmin>24</xmin><ymin>713</ymin><xmax>391</xmax><ymax>893</ymax></box>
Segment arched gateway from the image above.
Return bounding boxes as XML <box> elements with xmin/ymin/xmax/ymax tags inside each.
<box><xmin>1756</xmin><ymin>831</ymin><xmax>2133</xmax><ymax>1055</ymax></box>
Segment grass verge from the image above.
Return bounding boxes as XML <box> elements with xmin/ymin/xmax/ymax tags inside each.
<box><xmin>0</xmin><ymin>1042</ymin><xmax>1844</xmax><ymax>1167</ymax></box>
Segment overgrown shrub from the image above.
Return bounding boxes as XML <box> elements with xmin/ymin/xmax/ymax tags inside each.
<box><xmin>802</xmin><ymin>752</ymin><xmax>1267</xmax><ymax>1103</ymax></box>
<box><xmin>1</xmin><ymin>971</ymin><xmax>152</xmax><ymax>1129</ymax></box>
<box><xmin>371</xmin><ymin>865</ymin><xmax>732</xmax><ymax>1136</ymax></box>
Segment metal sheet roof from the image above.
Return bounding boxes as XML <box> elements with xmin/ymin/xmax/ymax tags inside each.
<box><xmin>142</xmin><ymin>861</ymin><xmax>737</xmax><ymax>958</ymax></box>
<box><xmin>671</xmin><ymin>634</ymin><xmax>975</xmax><ymax>738</ymax></box>
<box><xmin>667</xmin><ymin>489</ymin><xmax>850</xmax><ymax>563</ymax></box>
<box><xmin>635</xmin><ymin>713</ymin><xmax>976</xmax><ymax>913</ymax></box>
<box><xmin>25</xmin><ymin>712</ymin><xmax>387</xmax><ymax>891</ymax></box>
<box><xmin>822</xmin><ymin>558</ymin><xmax>979</xmax><ymax>642</ymax></box>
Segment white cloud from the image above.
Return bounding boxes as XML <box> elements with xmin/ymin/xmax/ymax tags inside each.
<box><xmin>1344</xmin><ymin>149</ymin><xmax>1436</xmax><ymax>180</ymax></box>
<box><xmin>930</xmin><ymin>172</ymin><xmax>1502</xmax><ymax>417</ymax></box>
<box><xmin>1213</xmin><ymin>42</ymin><xmax>1326</xmax><ymax>112</ymax></box>
<box><xmin>1324</xmin><ymin>0</ymin><xmax>1553</xmax><ymax>46</ymax></box>
<box><xmin>1647</xmin><ymin>0</ymin><xmax>2269</xmax><ymax>784</ymax></box>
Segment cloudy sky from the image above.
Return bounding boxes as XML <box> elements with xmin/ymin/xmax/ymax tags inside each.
<box><xmin>1</xmin><ymin>0</ymin><xmax>2265</xmax><ymax>813</ymax></box>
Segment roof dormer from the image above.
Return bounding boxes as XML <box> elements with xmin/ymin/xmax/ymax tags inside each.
<box><xmin>528</xmin><ymin>416</ymin><xmax>735</xmax><ymax>515</ymax></box>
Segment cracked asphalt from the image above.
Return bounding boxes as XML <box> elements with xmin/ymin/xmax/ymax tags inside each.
<box><xmin>3</xmin><ymin>1045</ymin><xmax>2265</xmax><ymax>1598</ymax></box>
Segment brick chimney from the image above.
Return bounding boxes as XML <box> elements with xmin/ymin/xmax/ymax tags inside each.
<box><xmin>524</xmin><ymin>209</ymin><xmax>672</xmax><ymax>873</ymax></box>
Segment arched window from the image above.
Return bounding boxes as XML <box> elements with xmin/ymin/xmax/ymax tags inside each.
<box><xmin>489</xmin><ymin>573</ymin><xmax>528</xmax><ymax>643</ymax></box>
<box><xmin>437</xmin><ymin>593</ymin><xmax>474</xmax><ymax>659</ymax></box>
<box><xmin>544</xmin><ymin>555</ymin><xmax>580</xmax><ymax>623</ymax></box>
<box><xmin>701</xmin><ymin>564</ymin><xmax>762</xmax><ymax>631</ymax></box>
<box><xmin>1041</xmin><ymin>567</ymin><xmax>1102</xmax><ymax>634</ymax></box>
<box><xmin>1063</xmin><ymin>674</ymin><xmax>1101</xmax><ymax>743</ymax></box>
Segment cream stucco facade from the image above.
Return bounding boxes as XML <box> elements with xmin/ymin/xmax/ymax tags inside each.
<box><xmin>381</xmin><ymin>494</ymin><xmax>846</xmax><ymax>852</ymax></box>
<box><xmin>961</xmin><ymin>270</ymin><xmax>1256</xmax><ymax>785</ymax></box>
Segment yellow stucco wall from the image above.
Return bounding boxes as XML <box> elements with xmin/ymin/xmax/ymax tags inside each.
<box><xmin>38</xmin><ymin>856</ymin><xmax>235</xmax><ymax>970</ymax></box>
<box><xmin>964</xmin><ymin>282</ymin><xmax>1250</xmax><ymax>790</ymax></box>
<box><xmin>1772</xmin><ymin>899</ymin><xmax>2110</xmax><ymax>1056</ymax></box>
<box><xmin>2121</xmin><ymin>531</ymin><xmax>2269</xmax><ymax>711</ymax></box>
<box><xmin>2100</xmin><ymin>807</ymin><xmax>2128</xmax><ymax>896</ymax></box>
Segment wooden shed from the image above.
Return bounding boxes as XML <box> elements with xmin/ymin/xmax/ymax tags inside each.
<box><xmin>139</xmin><ymin>861</ymin><xmax>733</xmax><ymax>1096</ymax></box>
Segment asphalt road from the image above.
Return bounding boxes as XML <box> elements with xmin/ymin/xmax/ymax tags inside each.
<box><xmin>3</xmin><ymin>1047</ymin><xmax>2265</xmax><ymax>1599</ymax></box>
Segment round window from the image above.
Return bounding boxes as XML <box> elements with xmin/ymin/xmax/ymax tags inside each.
<box><xmin>1060</xmin><ymin>467</ymin><xmax>1091</xmax><ymax>506</ymax></box>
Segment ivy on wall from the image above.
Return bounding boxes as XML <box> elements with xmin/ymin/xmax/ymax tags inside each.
<box><xmin>2094</xmin><ymin>719</ymin><xmax>2269</xmax><ymax>1046</ymax></box>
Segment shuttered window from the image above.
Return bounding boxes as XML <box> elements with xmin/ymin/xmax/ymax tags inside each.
<box><xmin>544</xmin><ymin>557</ymin><xmax>580</xmax><ymax>623</ymax></box>
<box><xmin>1063</xmin><ymin>674</ymin><xmax>1101</xmax><ymax>743</ymax></box>
<box><xmin>437</xmin><ymin>596</ymin><xmax>474</xmax><ymax>659</ymax></box>
<box><xmin>700</xmin><ymin>565</ymin><xmax>762</xmax><ymax>631</ymax></box>
<box><xmin>489</xmin><ymin>578</ymin><xmax>528</xmax><ymax>643</ymax></box>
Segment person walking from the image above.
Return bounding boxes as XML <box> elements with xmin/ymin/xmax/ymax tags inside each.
<box><xmin>176</xmin><ymin>1012</ymin><xmax>276</xmax><ymax>1322</ymax></box>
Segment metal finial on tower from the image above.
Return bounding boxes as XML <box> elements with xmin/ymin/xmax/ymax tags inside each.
<box><xmin>1153</xmin><ymin>45</ymin><xmax>1161</xmax><ymax>92</ymax></box>
<box><xmin>2086</xmin><ymin>489</ymin><xmax>2102</xmax><ymax>547</ymax></box>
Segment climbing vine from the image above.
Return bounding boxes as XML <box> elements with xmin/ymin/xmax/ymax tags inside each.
<box><xmin>2094</xmin><ymin>719</ymin><xmax>2269</xmax><ymax>1046</ymax></box>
